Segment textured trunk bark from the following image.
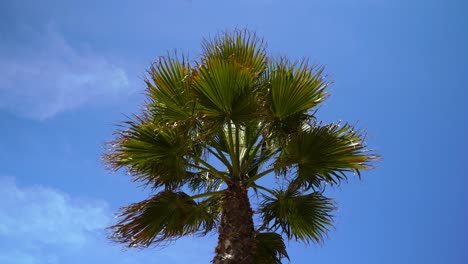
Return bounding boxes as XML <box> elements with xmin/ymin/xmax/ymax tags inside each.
<box><xmin>212</xmin><ymin>182</ymin><xmax>256</xmax><ymax>264</ymax></box>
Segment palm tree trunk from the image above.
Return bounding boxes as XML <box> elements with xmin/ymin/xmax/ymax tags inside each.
<box><xmin>212</xmin><ymin>182</ymin><xmax>256</xmax><ymax>264</ymax></box>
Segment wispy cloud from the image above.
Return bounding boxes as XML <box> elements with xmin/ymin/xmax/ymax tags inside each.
<box><xmin>0</xmin><ymin>177</ymin><xmax>110</xmax><ymax>247</ymax></box>
<box><xmin>0</xmin><ymin>176</ymin><xmax>215</xmax><ymax>264</ymax></box>
<box><xmin>0</xmin><ymin>25</ymin><xmax>133</xmax><ymax>120</ymax></box>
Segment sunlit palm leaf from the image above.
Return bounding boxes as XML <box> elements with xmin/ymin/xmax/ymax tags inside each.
<box><xmin>265</xmin><ymin>59</ymin><xmax>328</xmax><ymax>135</ymax></box>
<box><xmin>146</xmin><ymin>55</ymin><xmax>195</xmax><ymax>123</ymax></box>
<box><xmin>109</xmin><ymin>191</ymin><xmax>219</xmax><ymax>248</ymax></box>
<box><xmin>276</xmin><ymin>122</ymin><xmax>377</xmax><ymax>190</ymax></box>
<box><xmin>105</xmin><ymin>120</ymin><xmax>200</xmax><ymax>189</ymax></box>
<box><xmin>201</xmin><ymin>29</ymin><xmax>267</xmax><ymax>76</ymax></box>
<box><xmin>253</xmin><ymin>232</ymin><xmax>290</xmax><ymax>264</ymax></box>
<box><xmin>192</xmin><ymin>58</ymin><xmax>257</xmax><ymax>123</ymax></box>
<box><xmin>260</xmin><ymin>189</ymin><xmax>335</xmax><ymax>244</ymax></box>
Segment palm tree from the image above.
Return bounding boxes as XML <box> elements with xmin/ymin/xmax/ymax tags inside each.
<box><xmin>104</xmin><ymin>30</ymin><xmax>378</xmax><ymax>264</ymax></box>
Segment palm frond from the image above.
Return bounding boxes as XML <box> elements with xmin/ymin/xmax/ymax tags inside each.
<box><xmin>104</xmin><ymin>119</ymin><xmax>201</xmax><ymax>190</ymax></box>
<box><xmin>109</xmin><ymin>191</ymin><xmax>220</xmax><ymax>248</ymax></box>
<box><xmin>192</xmin><ymin>57</ymin><xmax>257</xmax><ymax>123</ymax></box>
<box><xmin>146</xmin><ymin>54</ymin><xmax>195</xmax><ymax>123</ymax></box>
<box><xmin>253</xmin><ymin>232</ymin><xmax>290</xmax><ymax>264</ymax></box>
<box><xmin>276</xmin><ymin>122</ymin><xmax>378</xmax><ymax>190</ymax></box>
<box><xmin>265</xmin><ymin>59</ymin><xmax>328</xmax><ymax>135</ymax></box>
<box><xmin>201</xmin><ymin>29</ymin><xmax>267</xmax><ymax>77</ymax></box>
<box><xmin>188</xmin><ymin>171</ymin><xmax>224</xmax><ymax>193</ymax></box>
<box><xmin>259</xmin><ymin>189</ymin><xmax>335</xmax><ymax>244</ymax></box>
<box><xmin>245</xmin><ymin>140</ymin><xmax>278</xmax><ymax>180</ymax></box>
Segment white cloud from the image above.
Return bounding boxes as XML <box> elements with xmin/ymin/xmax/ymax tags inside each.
<box><xmin>0</xmin><ymin>25</ymin><xmax>133</xmax><ymax>120</ymax></box>
<box><xmin>0</xmin><ymin>177</ymin><xmax>110</xmax><ymax>247</ymax></box>
<box><xmin>0</xmin><ymin>250</ymin><xmax>41</xmax><ymax>264</ymax></box>
<box><xmin>0</xmin><ymin>176</ymin><xmax>215</xmax><ymax>264</ymax></box>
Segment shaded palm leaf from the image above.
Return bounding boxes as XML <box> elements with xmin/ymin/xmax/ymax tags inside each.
<box><xmin>188</xmin><ymin>171</ymin><xmax>224</xmax><ymax>193</ymax></box>
<box><xmin>209</xmin><ymin>124</ymin><xmax>233</xmax><ymax>155</ymax></box>
<box><xmin>260</xmin><ymin>189</ymin><xmax>335</xmax><ymax>244</ymax></box>
<box><xmin>245</xmin><ymin>139</ymin><xmax>278</xmax><ymax>180</ymax></box>
<box><xmin>276</xmin><ymin>122</ymin><xmax>378</xmax><ymax>190</ymax></box>
<box><xmin>253</xmin><ymin>232</ymin><xmax>290</xmax><ymax>264</ymax></box>
<box><xmin>109</xmin><ymin>191</ymin><xmax>220</xmax><ymax>248</ymax></box>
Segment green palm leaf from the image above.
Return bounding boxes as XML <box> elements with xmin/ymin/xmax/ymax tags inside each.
<box><xmin>201</xmin><ymin>29</ymin><xmax>267</xmax><ymax>76</ymax></box>
<box><xmin>276</xmin><ymin>122</ymin><xmax>378</xmax><ymax>190</ymax></box>
<box><xmin>266</xmin><ymin>59</ymin><xmax>328</xmax><ymax>135</ymax></box>
<box><xmin>192</xmin><ymin>57</ymin><xmax>257</xmax><ymax>123</ymax></box>
<box><xmin>109</xmin><ymin>191</ymin><xmax>220</xmax><ymax>248</ymax></box>
<box><xmin>193</xmin><ymin>30</ymin><xmax>267</xmax><ymax>125</ymax></box>
<box><xmin>253</xmin><ymin>232</ymin><xmax>290</xmax><ymax>264</ymax></box>
<box><xmin>146</xmin><ymin>55</ymin><xmax>195</xmax><ymax>123</ymax></box>
<box><xmin>105</xmin><ymin>119</ymin><xmax>201</xmax><ymax>190</ymax></box>
<box><xmin>259</xmin><ymin>189</ymin><xmax>335</xmax><ymax>244</ymax></box>
<box><xmin>188</xmin><ymin>171</ymin><xmax>224</xmax><ymax>193</ymax></box>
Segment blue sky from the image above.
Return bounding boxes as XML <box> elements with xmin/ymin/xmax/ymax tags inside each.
<box><xmin>1</xmin><ymin>0</ymin><xmax>467</xmax><ymax>263</ymax></box>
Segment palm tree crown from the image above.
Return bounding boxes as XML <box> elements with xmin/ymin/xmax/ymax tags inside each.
<box><xmin>104</xmin><ymin>30</ymin><xmax>378</xmax><ymax>263</ymax></box>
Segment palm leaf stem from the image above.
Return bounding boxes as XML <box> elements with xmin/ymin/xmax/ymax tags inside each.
<box><xmin>250</xmin><ymin>183</ymin><xmax>276</xmax><ymax>196</ymax></box>
<box><xmin>254</xmin><ymin>222</ymin><xmax>270</xmax><ymax>235</ymax></box>
<box><xmin>227</xmin><ymin>122</ymin><xmax>239</xmax><ymax>177</ymax></box>
<box><xmin>245</xmin><ymin>149</ymin><xmax>280</xmax><ymax>177</ymax></box>
<box><xmin>191</xmin><ymin>190</ymin><xmax>225</xmax><ymax>200</ymax></box>
<box><xmin>205</xmin><ymin>146</ymin><xmax>232</xmax><ymax>171</ymax></box>
<box><xmin>243</xmin><ymin>123</ymin><xmax>266</xmax><ymax>155</ymax></box>
<box><xmin>245</xmin><ymin>167</ymin><xmax>277</xmax><ymax>186</ymax></box>
<box><xmin>240</xmin><ymin>124</ymin><xmax>267</xmax><ymax>174</ymax></box>
<box><xmin>190</xmin><ymin>159</ymin><xmax>231</xmax><ymax>183</ymax></box>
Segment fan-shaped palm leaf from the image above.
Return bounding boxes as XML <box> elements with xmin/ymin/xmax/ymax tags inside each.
<box><xmin>253</xmin><ymin>232</ymin><xmax>289</xmax><ymax>264</ymax></box>
<box><xmin>109</xmin><ymin>191</ymin><xmax>221</xmax><ymax>248</ymax></box>
<box><xmin>276</xmin><ymin>122</ymin><xmax>378</xmax><ymax>190</ymax></box>
<box><xmin>266</xmin><ymin>59</ymin><xmax>328</xmax><ymax>135</ymax></box>
<box><xmin>105</xmin><ymin>119</ymin><xmax>201</xmax><ymax>189</ymax></box>
<box><xmin>192</xmin><ymin>57</ymin><xmax>258</xmax><ymax>123</ymax></box>
<box><xmin>146</xmin><ymin>55</ymin><xmax>195</xmax><ymax>123</ymax></box>
<box><xmin>201</xmin><ymin>30</ymin><xmax>267</xmax><ymax>76</ymax></box>
<box><xmin>259</xmin><ymin>189</ymin><xmax>335</xmax><ymax>244</ymax></box>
